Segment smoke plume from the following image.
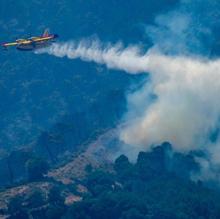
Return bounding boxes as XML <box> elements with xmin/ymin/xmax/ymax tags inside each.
<box><xmin>37</xmin><ymin>0</ymin><xmax>220</xmax><ymax>182</ymax></box>
<box><xmin>37</xmin><ymin>40</ymin><xmax>150</xmax><ymax>74</ymax></box>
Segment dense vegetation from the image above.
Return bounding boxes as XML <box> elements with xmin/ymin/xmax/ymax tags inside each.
<box><xmin>6</xmin><ymin>143</ymin><xmax>220</xmax><ymax>219</ymax></box>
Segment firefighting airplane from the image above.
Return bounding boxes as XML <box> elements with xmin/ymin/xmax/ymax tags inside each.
<box><xmin>1</xmin><ymin>29</ymin><xmax>58</xmax><ymax>51</ymax></box>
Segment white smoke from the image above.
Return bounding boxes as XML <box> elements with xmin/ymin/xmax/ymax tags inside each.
<box><xmin>119</xmin><ymin>54</ymin><xmax>220</xmax><ymax>157</ymax></box>
<box><xmin>38</xmin><ymin>41</ymin><xmax>220</xmax><ymax>169</ymax></box>
<box><xmin>36</xmin><ymin>0</ymin><xmax>220</xmax><ymax>182</ymax></box>
<box><xmin>37</xmin><ymin>40</ymin><xmax>149</xmax><ymax>74</ymax></box>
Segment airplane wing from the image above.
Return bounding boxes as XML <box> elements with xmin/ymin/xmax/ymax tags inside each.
<box><xmin>32</xmin><ymin>36</ymin><xmax>53</xmax><ymax>42</ymax></box>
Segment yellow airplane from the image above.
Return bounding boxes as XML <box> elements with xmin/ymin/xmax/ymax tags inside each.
<box><xmin>1</xmin><ymin>29</ymin><xmax>58</xmax><ymax>51</ymax></box>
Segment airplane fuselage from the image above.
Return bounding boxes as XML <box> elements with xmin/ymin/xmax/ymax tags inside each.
<box><xmin>2</xmin><ymin>33</ymin><xmax>58</xmax><ymax>51</ymax></box>
<box><xmin>16</xmin><ymin>34</ymin><xmax>58</xmax><ymax>51</ymax></box>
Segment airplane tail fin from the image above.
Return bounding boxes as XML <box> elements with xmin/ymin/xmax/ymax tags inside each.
<box><xmin>42</xmin><ymin>28</ymin><xmax>50</xmax><ymax>37</ymax></box>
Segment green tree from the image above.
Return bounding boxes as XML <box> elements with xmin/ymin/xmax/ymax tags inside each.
<box><xmin>7</xmin><ymin>196</ymin><xmax>28</xmax><ymax>219</ymax></box>
<box><xmin>64</xmin><ymin>201</ymin><xmax>91</xmax><ymax>219</ymax></box>
<box><xmin>26</xmin><ymin>157</ymin><xmax>49</xmax><ymax>181</ymax></box>
<box><xmin>114</xmin><ymin>155</ymin><xmax>134</xmax><ymax>182</ymax></box>
<box><xmin>86</xmin><ymin>170</ymin><xmax>115</xmax><ymax>196</ymax></box>
<box><xmin>46</xmin><ymin>205</ymin><xmax>65</xmax><ymax>219</ymax></box>
<box><xmin>48</xmin><ymin>186</ymin><xmax>65</xmax><ymax>206</ymax></box>
<box><xmin>120</xmin><ymin>208</ymin><xmax>146</xmax><ymax>219</ymax></box>
<box><xmin>26</xmin><ymin>190</ymin><xmax>45</xmax><ymax>208</ymax></box>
